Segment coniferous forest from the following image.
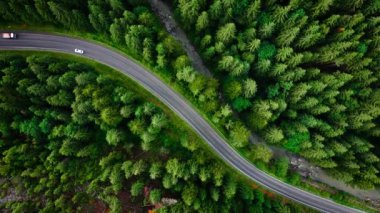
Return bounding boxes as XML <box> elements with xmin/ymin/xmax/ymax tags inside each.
<box><xmin>0</xmin><ymin>54</ymin><xmax>298</xmax><ymax>212</ymax></box>
<box><xmin>0</xmin><ymin>0</ymin><xmax>379</xmax><ymax>211</ymax></box>
<box><xmin>0</xmin><ymin>0</ymin><xmax>252</xmax><ymax>148</ymax></box>
<box><xmin>173</xmin><ymin>0</ymin><xmax>380</xmax><ymax>189</ymax></box>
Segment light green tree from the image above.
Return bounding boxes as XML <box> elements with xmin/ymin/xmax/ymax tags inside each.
<box><xmin>130</xmin><ymin>181</ymin><xmax>144</xmax><ymax>197</ymax></box>
<box><xmin>216</xmin><ymin>23</ymin><xmax>236</xmax><ymax>44</ymax></box>
<box><xmin>223</xmin><ymin>80</ymin><xmax>243</xmax><ymax>100</ymax></box>
<box><xmin>149</xmin><ymin>189</ymin><xmax>162</xmax><ymax>204</ymax></box>
<box><xmin>223</xmin><ymin>176</ymin><xmax>237</xmax><ymax>199</ymax></box>
<box><xmin>101</xmin><ymin>107</ymin><xmax>122</xmax><ymax>126</ymax></box>
<box><xmin>264</xmin><ymin>126</ymin><xmax>284</xmax><ymax>144</ymax></box>
<box><xmin>251</xmin><ymin>144</ymin><xmax>273</xmax><ymax>163</ymax></box>
<box><xmin>182</xmin><ymin>184</ymin><xmax>198</xmax><ymax>206</ymax></box>
<box><xmin>243</xmin><ymin>78</ymin><xmax>257</xmax><ymax>98</ymax></box>
<box><xmin>149</xmin><ymin>162</ymin><xmax>162</xmax><ymax>179</ymax></box>
<box><xmin>196</xmin><ymin>11</ymin><xmax>209</xmax><ymax>32</ymax></box>
<box><xmin>106</xmin><ymin>129</ymin><xmax>126</xmax><ymax>146</ymax></box>
<box><xmin>109</xmin><ymin>18</ymin><xmax>124</xmax><ymax>44</ymax></box>
<box><xmin>229</xmin><ymin>121</ymin><xmax>250</xmax><ymax>148</ymax></box>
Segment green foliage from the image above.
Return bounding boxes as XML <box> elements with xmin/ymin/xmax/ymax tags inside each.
<box><xmin>251</xmin><ymin>144</ymin><xmax>273</xmax><ymax>163</ymax></box>
<box><xmin>284</xmin><ymin>132</ymin><xmax>310</xmax><ymax>153</ymax></box>
<box><xmin>149</xmin><ymin>189</ymin><xmax>161</xmax><ymax>204</ymax></box>
<box><xmin>357</xmin><ymin>43</ymin><xmax>367</xmax><ymax>54</ymax></box>
<box><xmin>224</xmin><ymin>80</ymin><xmax>243</xmax><ymax>100</ymax></box>
<box><xmin>0</xmin><ymin>54</ymin><xmax>290</xmax><ymax>212</ymax></box>
<box><xmin>130</xmin><ymin>181</ymin><xmax>144</xmax><ymax>197</ymax></box>
<box><xmin>243</xmin><ymin>78</ymin><xmax>257</xmax><ymax>98</ymax></box>
<box><xmin>182</xmin><ymin>184</ymin><xmax>198</xmax><ymax>206</ymax></box>
<box><xmin>263</xmin><ymin>126</ymin><xmax>284</xmax><ymax>144</ymax></box>
<box><xmin>216</xmin><ymin>23</ymin><xmax>236</xmax><ymax>44</ymax></box>
<box><xmin>106</xmin><ymin>129</ymin><xmax>126</xmax><ymax>146</ymax></box>
<box><xmin>267</xmin><ymin>83</ymin><xmax>280</xmax><ymax>98</ymax></box>
<box><xmin>0</xmin><ymin>0</ymin><xmax>230</xmax><ymax>146</ymax></box>
<box><xmin>258</xmin><ymin>12</ymin><xmax>271</xmax><ymax>25</ymax></box>
<box><xmin>196</xmin><ymin>11</ymin><xmax>209</xmax><ymax>32</ymax></box>
<box><xmin>232</xmin><ymin>97</ymin><xmax>252</xmax><ymax>112</ymax></box>
<box><xmin>258</xmin><ymin>42</ymin><xmax>276</xmax><ymax>60</ymax></box>
<box><xmin>224</xmin><ymin>176</ymin><xmax>237</xmax><ymax>199</ymax></box>
<box><xmin>174</xmin><ymin>0</ymin><xmax>380</xmax><ymax>188</ymax></box>
<box><xmin>101</xmin><ymin>107</ymin><xmax>122</xmax><ymax>126</ymax></box>
<box><xmin>275</xmin><ymin>157</ymin><xmax>289</xmax><ymax>178</ymax></box>
<box><xmin>229</xmin><ymin>121</ymin><xmax>250</xmax><ymax>148</ymax></box>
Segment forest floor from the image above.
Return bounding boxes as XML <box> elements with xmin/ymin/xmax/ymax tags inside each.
<box><xmin>148</xmin><ymin>0</ymin><xmax>380</xmax><ymax>205</ymax></box>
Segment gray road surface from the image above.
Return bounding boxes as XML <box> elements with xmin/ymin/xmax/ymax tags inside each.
<box><xmin>0</xmin><ymin>32</ymin><xmax>363</xmax><ymax>213</ymax></box>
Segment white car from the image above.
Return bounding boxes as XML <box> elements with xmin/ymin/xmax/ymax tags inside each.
<box><xmin>74</xmin><ymin>48</ymin><xmax>84</xmax><ymax>54</ymax></box>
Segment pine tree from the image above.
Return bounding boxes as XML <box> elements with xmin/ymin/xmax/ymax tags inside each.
<box><xmin>272</xmin><ymin>6</ymin><xmax>291</xmax><ymax>24</ymax></box>
<box><xmin>247</xmin><ymin>39</ymin><xmax>261</xmax><ymax>53</ymax></box>
<box><xmin>263</xmin><ymin>126</ymin><xmax>284</xmax><ymax>144</ymax></box>
<box><xmin>224</xmin><ymin>80</ymin><xmax>243</xmax><ymax>100</ymax></box>
<box><xmin>196</xmin><ymin>11</ymin><xmax>209</xmax><ymax>32</ymax></box>
<box><xmin>178</xmin><ymin>0</ymin><xmax>200</xmax><ymax>25</ymax></box>
<box><xmin>131</xmin><ymin>160</ymin><xmax>147</xmax><ymax>176</ymax></box>
<box><xmin>311</xmin><ymin>0</ymin><xmax>334</xmax><ymax>18</ymax></box>
<box><xmin>251</xmin><ymin>144</ymin><xmax>272</xmax><ymax>163</ymax></box>
<box><xmin>276</xmin><ymin>27</ymin><xmax>300</xmax><ymax>47</ymax></box>
<box><xmin>100</xmin><ymin>107</ymin><xmax>122</xmax><ymax>126</ymax></box>
<box><xmin>216</xmin><ymin>23</ymin><xmax>236</xmax><ymax>44</ymax></box>
<box><xmin>149</xmin><ymin>189</ymin><xmax>162</xmax><ymax>204</ymax></box>
<box><xmin>275</xmin><ymin>157</ymin><xmax>289</xmax><ymax>178</ymax></box>
<box><xmin>149</xmin><ymin>162</ymin><xmax>162</xmax><ymax>179</ymax></box>
<box><xmin>182</xmin><ymin>184</ymin><xmax>198</xmax><ymax>206</ymax></box>
<box><xmin>245</xmin><ymin>0</ymin><xmax>261</xmax><ymax>23</ymax></box>
<box><xmin>109</xmin><ymin>18</ymin><xmax>125</xmax><ymax>44</ymax></box>
<box><xmin>259</xmin><ymin>22</ymin><xmax>275</xmax><ymax>39</ymax></box>
<box><xmin>106</xmin><ymin>129</ymin><xmax>126</xmax><ymax>146</ymax></box>
<box><xmin>210</xmin><ymin>187</ymin><xmax>220</xmax><ymax>201</ymax></box>
<box><xmin>229</xmin><ymin>121</ymin><xmax>250</xmax><ymax>148</ymax></box>
<box><xmin>130</xmin><ymin>181</ymin><xmax>144</xmax><ymax>197</ymax></box>
<box><xmin>209</xmin><ymin>0</ymin><xmax>222</xmax><ymax>20</ymax></box>
<box><xmin>223</xmin><ymin>176</ymin><xmax>237</xmax><ymax>199</ymax></box>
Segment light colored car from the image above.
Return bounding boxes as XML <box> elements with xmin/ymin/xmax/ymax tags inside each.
<box><xmin>1</xmin><ymin>33</ymin><xmax>16</xmax><ymax>39</ymax></box>
<box><xmin>74</xmin><ymin>48</ymin><xmax>84</xmax><ymax>54</ymax></box>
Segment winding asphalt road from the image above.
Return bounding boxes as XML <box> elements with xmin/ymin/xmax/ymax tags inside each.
<box><xmin>0</xmin><ymin>32</ymin><xmax>362</xmax><ymax>213</ymax></box>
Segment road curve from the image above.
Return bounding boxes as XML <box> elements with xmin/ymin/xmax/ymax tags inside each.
<box><xmin>0</xmin><ymin>32</ymin><xmax>362</xmax><ymax>213</ymax></box>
